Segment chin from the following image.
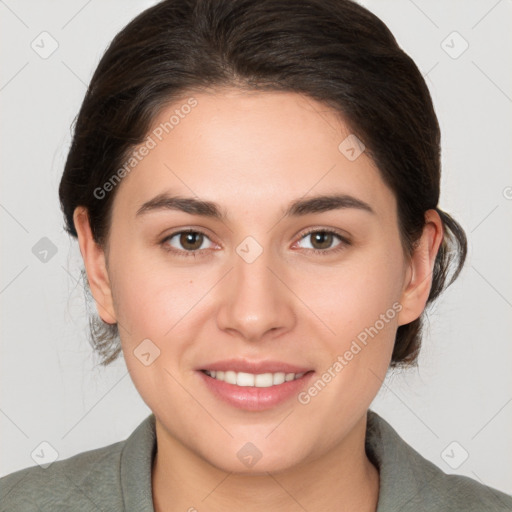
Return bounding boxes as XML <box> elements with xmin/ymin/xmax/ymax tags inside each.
<box><xmin>206</xmin><ymin>453</ymin><xmax>301</xmax><ymax>476</ymax></box>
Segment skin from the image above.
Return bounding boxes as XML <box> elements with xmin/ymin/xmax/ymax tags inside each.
<box><xmin>74</xmin><ymin>88</ymin><xmax>443</xmax><ymax>512</ymax></box>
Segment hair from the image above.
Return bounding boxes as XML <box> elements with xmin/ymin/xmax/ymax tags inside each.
<box><xmin>59</xmin><ymin>0</ymin><xmax>467</xmax><ymax>368</ymax></box>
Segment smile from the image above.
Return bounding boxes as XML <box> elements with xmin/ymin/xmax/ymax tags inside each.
<box><xmin>202</xmin><ymin>370</ymin><xmax>306</xmax><ymax>387</ymax></box>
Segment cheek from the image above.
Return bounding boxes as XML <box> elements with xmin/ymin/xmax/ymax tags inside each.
<box><xmin>294</xmin><ymin>242</ymin><xmax>405</xmax><ymax>339</ymax></box>
<box><xmin>109</xmin><ymin>247</ymin><xmax>203</xmax><ymax>339</ymax></box>
<box><xmin>290</xmin><ymin>241</ymin><xmax>404</xmax><ymax>412</ymax></box>
<box><xmin>113</xmin><ymin>258</ymin><xmax>203</xmax><ymax>411</ymax></box>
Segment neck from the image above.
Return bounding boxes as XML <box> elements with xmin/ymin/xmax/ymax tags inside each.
<box><xmin>151</xmin><ymin>413</ymin><xmax>379</xmax><ymax>512</ymax></box>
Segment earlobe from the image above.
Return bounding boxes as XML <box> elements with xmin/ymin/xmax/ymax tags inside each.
<box><xmin>73</xmin><ymin>206</ymin><xmax>117</xmax><ymax>325</ymax></box>
<box><xmin>397</xmin><ymin>209</ymin><xmax>444</xmax><ymax>327</ymax></box>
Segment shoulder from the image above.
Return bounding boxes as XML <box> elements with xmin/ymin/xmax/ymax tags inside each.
<box><xmin>426</xmin><ymin>471</ymin><xmax>512</xmax><ymax>511</ymax></box>
<box><xmin>0</xmin><ymin>438</ymin><xmax>126</xmax><ymax>512</ymax></box>
<box><xmin>0</xmin><ymin>413</ymin><xmax>156</xmax><ymax>512</ymax></box>
<box><xmin>366</xmin><ymin>409</ymin><xmax>512</xmax><ymax>512</ymax></box>
<box><xmin>409</xmin><ymin>454</ymin><xmax>512</xmax><ymax>512</ymax></box>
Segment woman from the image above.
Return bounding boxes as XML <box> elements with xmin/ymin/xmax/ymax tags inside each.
<box><xmin>1</xmin><ymin>0</ymin><xmax>511</xmax><ymax>510</ymax></box>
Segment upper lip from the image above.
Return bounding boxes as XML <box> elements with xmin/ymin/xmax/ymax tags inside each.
<box><xmin>198</xmin><ymin>358</ymin><xmax>313</xmax><ymax>374</ymax></box>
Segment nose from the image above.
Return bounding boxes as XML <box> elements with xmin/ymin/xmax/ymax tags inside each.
<box><xmin>216</xmin><ymin>243</ymin><xmax>296</xmax><ymax>342</ymax></box>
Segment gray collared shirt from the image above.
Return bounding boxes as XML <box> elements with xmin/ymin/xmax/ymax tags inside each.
<box><xmin>1</xmin><ymin>409</ymin><xmax>511</xmax><ymax>511</ymax></box>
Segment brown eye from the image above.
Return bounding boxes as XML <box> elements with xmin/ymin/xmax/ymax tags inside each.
<box><xmin>179</xmin><ymin>231</ymin><xmax>204</xmax><ymax>251</ymax></box>
<box><xmin>295</xmin><ymin>229</ymin><xmax>350</xmax><ymax>255</ymax></box>
<box><xmin>310</xmin><ymin>231</ymin><xmax>335</xmax><ymax>250</ymax></box>
<box><xmin>161</xmin><ymin>230</ymin><xmax>214</xmax><ymax>256</ymax></box>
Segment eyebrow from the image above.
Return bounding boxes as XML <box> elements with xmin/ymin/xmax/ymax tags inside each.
<box><xmin>135</xmin><ymin>192</ymin><xmax>375</xmax><ymax>220</ymax></box>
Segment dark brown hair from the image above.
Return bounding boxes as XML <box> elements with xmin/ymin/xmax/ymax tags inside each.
<box><xmin>59</xmin><ymin>0</ymin><xmax>467</xmax><ymax>367</ymax></box>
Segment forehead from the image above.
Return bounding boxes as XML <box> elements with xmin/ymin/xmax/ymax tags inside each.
<box><xmin>112</xmin><ymin>89</ymin><xmax>395</xmax><ymax>221</ymax></box>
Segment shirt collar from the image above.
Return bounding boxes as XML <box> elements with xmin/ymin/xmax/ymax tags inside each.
<box><xmin>366</xmin><ymin>409</ymin><xmax>433</xmax><ymax>511</ymax></box>
<box><xmin>120</xmin><ymin>413</ymin><xmax>157</xmax><ymax>511</ymax></box>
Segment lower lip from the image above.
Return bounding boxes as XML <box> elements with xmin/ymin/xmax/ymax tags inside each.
<box><xmin>197</xmin><ymin>370</ymin><xmax>315</xmax><ymax>411</ymax></box>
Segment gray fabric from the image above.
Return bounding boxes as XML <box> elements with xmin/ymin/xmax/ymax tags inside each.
<box><xmin>364</xmin><ymin>411</ymin><xmax>512</xmax><ymax>511</ymax></box>
<box><xmin>1</xmin><ymin>409</ymin><xmax>511</xmax><ymax>511</ymax></box>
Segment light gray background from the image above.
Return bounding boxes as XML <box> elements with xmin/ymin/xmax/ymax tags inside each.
<box><xmin>1</xmin><ymin>0</ymin><xmax>511</xmax><ymax>495</ymax></box>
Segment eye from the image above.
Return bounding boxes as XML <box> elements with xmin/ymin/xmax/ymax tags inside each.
<box><xmin>295</xmin><ymin>228</ymin><xmax>351</xmax><ymax>255</ymax></box>
<box><xmin>160</xmin><ymin>228</ymin><xmax>350</xmax><ymax>258</ymax></box>
<box><xmin>161</xmin><ymin>229</ymin><xmax>215</xmax><ymax>257</ymax></box>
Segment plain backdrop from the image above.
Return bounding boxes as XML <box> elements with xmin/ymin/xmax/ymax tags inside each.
<box><xmin>1</xmin><ymin>0</ymin><xmax>511</xmax><ymax>496</ymax></box>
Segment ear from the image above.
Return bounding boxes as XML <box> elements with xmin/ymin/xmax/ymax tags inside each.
<box><xmin>397</xmin><ymin>209</ymin><xmax>444</xmax><ymax>326</ymax></box>
<box><xmin>73</xmin><ymin>206</ymin><xmax>117</xmax><ymax>324</ymax></box>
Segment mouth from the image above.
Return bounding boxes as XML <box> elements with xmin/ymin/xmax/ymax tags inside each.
<box><xmin>200</xmin><ymin>369</ymin><xmax>310</xmax><ymax>387</ymax></box>
<box><xmin>197</xmin><ymin>364</ymin><xmax>315</xmax><ymax>411</ymax></box>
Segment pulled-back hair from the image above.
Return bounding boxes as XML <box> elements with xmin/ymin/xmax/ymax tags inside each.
<box><xmin>59</xmin><ymin>0</ymin><xmax>467</xmax><ymax>367</ymax></box>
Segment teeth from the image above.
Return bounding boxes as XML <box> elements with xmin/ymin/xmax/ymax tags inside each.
<box><xmin>204</xmin><ymin>370</ymin><xmax>306</xmax><ymax>387</ymax></box>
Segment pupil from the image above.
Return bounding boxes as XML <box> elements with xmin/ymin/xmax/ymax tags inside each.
<box><xmin>181</xmin><ymin>232</ymin><xmax>202</xmax><ymax>250</ymax></box>
<box><xmin>313</xmin><ymin>232</ymin><xmax>332</xmax><ymax>249</ymax></box>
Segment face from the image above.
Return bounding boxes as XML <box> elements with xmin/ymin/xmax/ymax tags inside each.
<box><xmin>76</xmin><ymin>88</ymin><xmax>436</xmax><ymax>474</ymax></box>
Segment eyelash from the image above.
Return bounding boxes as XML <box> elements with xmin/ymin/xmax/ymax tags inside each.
<box><xmin>160</xmin><ymin>228</ymin><xmax>351</xmax><ymax>258</ymax></box>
